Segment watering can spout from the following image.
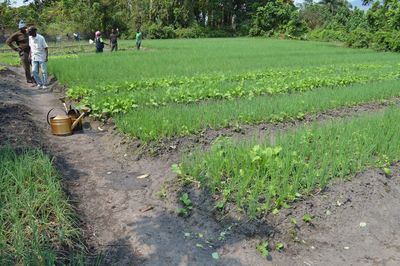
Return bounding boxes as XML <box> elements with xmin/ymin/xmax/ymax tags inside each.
<box><xmin>71</xmin><ymin>107</ymin><xmax>90</xmax><ymax>131</ymax></box>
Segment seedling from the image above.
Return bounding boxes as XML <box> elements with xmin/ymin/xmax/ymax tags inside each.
<box><xmin>212</xmin><ymin>252</ymin><xmax>219</xmax><ymax>260</ymax></box>
<box><xmin>256</xmin><ymin>241</ymin><xmax>270</xmax><ymax>258</ymax></box>
<box><xmin>276</xmin><ymin>242</ymin><xmax>284</xmax><ymax>251</ymax></box>
<box><xmin>215</xmin><ymin>200</ymin><xmax>225</xmax><ymax>210</ymax></box>
<box><xmin>303</xmin><ymin>214</ymin><xmax>313</xmax><ymax>223</ymax></box>
<box><xmin>383</xmin><ymin>167</ymin><xmax>392</xmax><ymax>177</ymax></box>
<box><xmin>177</xmin><ymin>192</ymin><xmax>193</xmax><ymax>217</ymax></box>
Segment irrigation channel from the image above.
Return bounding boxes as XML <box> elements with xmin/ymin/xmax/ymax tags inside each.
<box><xmin>1</xmin><ymin>66</ymin><xmax>400</xmax><ymax>265</ymax></box>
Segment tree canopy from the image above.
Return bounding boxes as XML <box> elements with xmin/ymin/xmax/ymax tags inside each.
<box><xmin>1</xmin><ymin>0</ymin><xmax>400</xmax><ymax>52</ymax></box>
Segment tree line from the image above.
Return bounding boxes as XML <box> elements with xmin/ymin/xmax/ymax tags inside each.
<box><xmin>1</xmin><ymin>0</ymin><xmax>400</xmax><ymax>51</ymax></box>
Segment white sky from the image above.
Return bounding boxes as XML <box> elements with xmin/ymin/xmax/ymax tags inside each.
<box><xmin>0</xmin><ymin>0</ymin><xmax>30</xmax><ymax>7</ymax></box>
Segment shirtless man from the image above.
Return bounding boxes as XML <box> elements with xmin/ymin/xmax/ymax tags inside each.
<box><xmin>6</xmin><ymin>20</ymin><xmax>34</xmax><ymax>83</ymax></box>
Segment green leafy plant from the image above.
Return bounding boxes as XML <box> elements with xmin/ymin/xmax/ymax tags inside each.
<box><xmin>276</xmin><ymin>242</ymin><xmax>284</xmax><ymax>251</ymax></box>
<box><xmin>256</xmin><ymin>241</ymin><xmax>270</xmax><ymax>258</ymax></box>
<box><xmin>177</xmin><ymin>192</ymin><xmax>193</xmax><ymax>217</ymax></box>
<box><xmin>383</xmin><ymin>167</ymin><xmax>392</xmax><ymax>177</ymax></box>
<box><xmin>303</xmin><ymin>214</ymin><xmax>313</xmax><ymax>223</ymax></box>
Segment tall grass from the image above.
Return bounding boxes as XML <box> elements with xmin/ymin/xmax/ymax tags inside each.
<box><xmin>0</xmin><ymin>147</ymin><xmax>84</xmax><ymax>264</ymax></box>
<box><xmin>177</xmin><ymin>106</ymin><xmax>400</xmax><ymax>217</ymax></box>
<box><xmin>116</xmin><ymin>79</ymin><xmax>400</xmax><ymax>142</ymax></box>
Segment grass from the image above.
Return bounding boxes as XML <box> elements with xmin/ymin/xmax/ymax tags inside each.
<box><xmin>116</xmin><ymin>79</ymin><xmax>400</xmax><ymax>142</ymax></box>
<box><xmin>0</xmin><ymin>53</ymin><xmax>20</xmax><ymax>66</ymax></box>
<box><xmin>0</xmin><ymin>147</ymin><xmax>90</xmax><ymax>264</ymax></box>
<box><xmin>49</xmin><ymin>38</ymin><xmax>400</xmax><ymax>86</ymax></box>
<box><xmin>176</xmin><ymin>106</ymin><xmax>400</xmax><ymax>217</ymax></box>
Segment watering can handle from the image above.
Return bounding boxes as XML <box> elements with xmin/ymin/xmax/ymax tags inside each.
<box><xmin>47</xmin><ymin>108</ymin><xmax>67</xmax><ymax>125</ymax></box>
<box><xmin>46</xmin><ymin>108</ymin><xmax>55</xmax><ymax>125</ymax></box>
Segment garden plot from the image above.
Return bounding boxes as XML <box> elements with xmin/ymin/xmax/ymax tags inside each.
<box><xmin>48</xmin><ymin>39</ymin><xmax>400</xmax><ymax>143</ymax></box>
<box><xmin>3</xmin><ymin>38</ymin><xmax>396</xmax><ymax>263</ymax></box>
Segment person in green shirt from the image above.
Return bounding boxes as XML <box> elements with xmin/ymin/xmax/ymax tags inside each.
<box><xmin>135</xmin><ymin>30</ymin><xmax>142</xmax><ymax>50</ymax></box>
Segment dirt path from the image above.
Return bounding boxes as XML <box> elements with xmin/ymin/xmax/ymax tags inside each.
<box><xmin>1</xmin><ymin>67</ymin><xmax>400</xmax><ymax>265</ymax></box>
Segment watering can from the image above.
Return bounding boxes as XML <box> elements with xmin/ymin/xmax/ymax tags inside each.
<box><xmin>47</xmin><ymin>107</ymin><xmax>90</xmax><ymax>136</ymax></box>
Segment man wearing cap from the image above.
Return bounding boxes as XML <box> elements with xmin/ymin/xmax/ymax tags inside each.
<box><xmin>28</xmin><ymin>26</ymin><xmax>49</xmax><ymax>89</ymax></box>
<box><xmin>6</xmin><ymin>20</ymin><xmax>34</xmax><ymax>83</ymax></box>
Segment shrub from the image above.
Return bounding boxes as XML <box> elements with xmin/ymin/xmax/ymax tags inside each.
<box><xmin>389</xmin><ymin>31</ymin><xmax>400</xmax><ymax>52</ymax></box>
<box><xmin>309</xmin><ymin>29</ymin><xmax>347</xmax><ymax>42</ymax></box>
<box><xmin>145</xmin><ymin>23</ymin><xmax>176</xmax><ymax>39</ymax></box>
<box><xmin>371</xmin><ymin>31</ymin><xmax>392</xmax><ymax>51</ymax></box>
<box><xmin>174</xmin><ymin>25</ymin><xmax>206</xmax><ymax>38</ymax></box>
<box><xmin>346</xmin><ymin>28</ymin><xmax>372</xmax><ymax>48</ymax></box>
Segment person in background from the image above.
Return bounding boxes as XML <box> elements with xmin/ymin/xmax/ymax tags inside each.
<box><xmin>6</xmin><ymin>19</ymin><xmax>34</xmax><ymax>84</ymax></box>
<box><xmin>135</xmin><ymin>29</ymin><xmax>142</xmax><ymax>50</ymax></box>
<box><xmin>110</xmin><ymin>28</ymin><xmax>119</xmax><ymax>52</ymax></box>
<box><xmin>28</xmin><ymin>26</ymin><xmax>48</xmax><ymax>89</ymax></box>
<box><xmin>95</xmin><ymin>31</ymin><xmax>105</xmax><ymax>53</ymax></box>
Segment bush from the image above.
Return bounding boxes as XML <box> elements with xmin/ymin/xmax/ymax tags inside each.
<box><xmin>389</xmin><ymin>31</ymin><xmax>400</xmax><ymax>52</ymax></box>
<box><xmin>145</xmin><ymin>23</ymin><xmax>176</xmax><ymax>39</ymax></box>
<box><xmin>373</xmin><ymin>31</ymin><xmax>400</xmax><ymax>52</ymax></box>
<box><xmin>309</xmin><ymin>29</ymin><xmax>347</xmax><ymax>42</ymax></box>
<box><xmin>174</xmin><ymin>25</ymin><xmax>206</xmax><ymax>38</ymax></box>
<box><xmin>206</xmin><ymin>27</ymin><xmax>237</xmax><ymax>38</ymax></box>
<box><xmin>371</xmin><ymin>31</ymin><xmax>392</xmax><ymax>51</ymax></box>
<box><xmin>346</xmin><ymin>28</ymin><xmax>372</xmax><ymax>48</ymax></box>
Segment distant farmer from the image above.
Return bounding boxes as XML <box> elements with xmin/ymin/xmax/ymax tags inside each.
<box><xmin>110</xmin><ymin>28</ymin><xmax>119</xmax><ymax>52</ymax></box>
<box><xmin>94</xmin><ymin>31</ymin><xmax>105</xmax><ymax>53</ymax></box>
<box><xmin>73</xmin><ymin>32</ymin><xmax>81</xmax><ymax>41</ymax></box>
<box><xmin>28</xmin><ymin>26</ymin><xmax>49</xmax><ymax>89</ymax></box>
<box><xmin>6</xmin><ymin>20</ymin><xmax>34</xmax><ymax>83</ymax></box>
<box><xmin>135</xmin><ymin>29</ymin><xmax>142</xmax><ymax>50</ymax></box>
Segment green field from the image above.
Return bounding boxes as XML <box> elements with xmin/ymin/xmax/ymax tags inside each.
<box><xmin>47</xmin><ymin>38</ymin><xmax>400</xmax><ymax>142</ymax></box>
<box><xmin>5</xmin><ymin>38</ymin><xmax>400</xmax><ymax>218</ymax></box>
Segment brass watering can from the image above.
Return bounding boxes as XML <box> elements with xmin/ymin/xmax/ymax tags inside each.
<box><xmin>47</xmin><ymin>107</ymin><xmax>90</xmax><ymax>136</ymax></box>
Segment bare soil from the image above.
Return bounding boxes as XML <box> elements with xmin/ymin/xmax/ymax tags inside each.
<box><xmin>1</xmin><ymin>66</ymin><xmax>400</xmax><ymax>265</ymax></box>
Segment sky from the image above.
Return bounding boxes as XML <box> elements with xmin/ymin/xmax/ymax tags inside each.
<box><xmin>0</xmin><ymin>0</ymin><xmax>29</xmax><ymax>7</ymax></box>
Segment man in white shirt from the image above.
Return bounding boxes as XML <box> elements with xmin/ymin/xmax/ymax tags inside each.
<box><xmin>28</xmin><ymin>26</ymin><xmax>49</xmax><ymax>89</ymax></box>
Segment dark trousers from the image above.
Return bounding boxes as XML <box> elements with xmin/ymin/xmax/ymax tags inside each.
<box><xmin>20</xmin><ymin>51</ymin><xmax>32</xmax><ymax>82</ymax></box>
<box><xmin>111</xmin><ymin>43</ymin><xmax>118</xmax><ymax>52</ymax></box>
<box><xmin>136</xmin><ymin>41</ymin><xmax>141</xmax><ymax>50</ymax></box>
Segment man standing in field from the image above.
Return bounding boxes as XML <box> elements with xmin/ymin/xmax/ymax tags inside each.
<box><xmin>110</xmin><ymin>28</ymin><xmax>119</xmax><ymax>52</ymax></box>
<box><xmin>135</xmin><ymin>29</ymin><xmax>142</xmax><ymax>50</ymax></box>
<box><xmin>6</xmin><ymin>20</ymin><xmax>34</xmax><ymax>84</ymax></box>
<box><xmin>28</xmin><ymin>26</ymin><xmax>49</xmax><ymax>89</ymax></box>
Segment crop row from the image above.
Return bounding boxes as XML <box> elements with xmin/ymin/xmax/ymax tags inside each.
<box><xmin>116</xmin><ymin>79</ymin><xmax>400</xmax><ymax>142</ymax></box>
<box><xmin>0</xmin><ymin>147</ymin><xmax>81</xmax><ymax>264</ymax></box>
<box><xmin>68</xmin><ymin>63</ymin><xmax>399</xmax><ymax>115</ymax></box>
<box><xmin>175</xmin><ymin>106</ymin><xmax>400</xmax><ymax>217</ymax></box>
